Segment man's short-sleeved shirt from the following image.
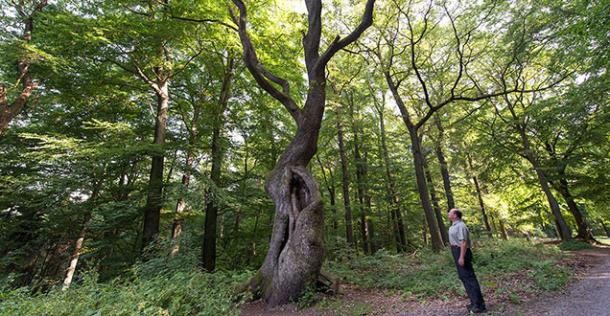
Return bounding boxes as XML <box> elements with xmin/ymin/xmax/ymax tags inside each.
<box><xmin>448</xmin><ymin>220</ymin><xmax>471</xmax><ymax>247</ymax></box>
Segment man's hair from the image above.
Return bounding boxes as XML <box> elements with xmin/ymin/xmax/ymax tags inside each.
<box><xmin>449</xmin><ymin>208</ymin><xmax>463</xmax><ymax>219</ymax></box>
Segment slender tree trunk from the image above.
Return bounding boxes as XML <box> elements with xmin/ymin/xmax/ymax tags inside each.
<box><xmin>422</xmin><ymin>214</ymin><xmax>428</xmax><ymax>246</ymax></box>
<box><xmin>472</xmin><ymin>175</ymin><xmax>493</xmax><ymax>238</ymax></box>
<box><xmin>384</xmin><ymin>71</ymin><xmax>443</xmax><ymax>251</ymax></box>
<box><xmin>62</xmin><ymin>177</ymin><xmax>103</xmax><ymax>289</ymax></box>
<box><xmin>424</xmin><ymin>161</ymin><xmax>449</xmax><ymax>245</ymax></box>
<box><xmin>336</xmin><ymin>110</ymin><xmax>355</xmax><ymax>248</ymax></box>
<box><xmin>498</xmin><ymin>218</ymin><xmax>509</xmax><ymax>240</ymax></box>
<box><xmin>142</xmin><ymin>81</ymin><xmax>169</xmax><ymax>250</ymax></box>
<box><xmin>553</xmin><ymin>176</ymin><xmax>593</xmax><ymax>241</ymax></box>
<box><xmin>350</xmin><ymin>97</ymin><xmax>373</xmax><ymax>254</ymax></box>
<box><xmin>408</xmin><ymin>126</ymin><xmax>444</xmax><ymax>250</ymax></box>
<box><xmin>465</xmin><ymin>153</ymin><xmax>492</xmax><ymax>237</ymax></box>
<box><xmin>433</xmin><ymin>115</ymin><xmax>455</xmax><ymax>210</ymax></box>
<box><xmin>518</xmin><ymin>129</ymin><xmax>571</xmax><ymax>241</ymax></box>
<box><xmin>202</xmin><ymin>57</ymin><xmax>234</xmax><ymax>271</ymax></box>
<box><xmin>505</xmin><ymin>97</ymin><xmax>572</xmax><ymax>241</ymax></box>
<box><xmin>601</xmin><ymin>221</ymin><xmax>610</xmax><ymax>238</ymax></box>
<box><xmin>62</xmin><ymin>214</ymin><xmax>90</xmax><ymax>290</ymax></box>
<box><xmin>170</xmin><ymin>150</ymin><xmax>194</xmax><ymax>256</ymax></box>
<box><xmin>374</xmin><ymin>103</ymin><xmax>407</xmax><ymax>252</ymax></box>
<box><xmin>316</xmin><ymin>156</ymin><xmax>338</xmax><ymax>231</ymax></box>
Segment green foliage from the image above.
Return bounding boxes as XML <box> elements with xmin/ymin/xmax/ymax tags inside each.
<box><xmin>0</xmin><ymin>254</ymin><xmax>252</xmax><ymax>316</ymax></box>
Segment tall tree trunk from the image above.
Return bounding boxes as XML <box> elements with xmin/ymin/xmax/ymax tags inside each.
<box><xmin>62</xmin><ymin>176</ymin><xmax>103</xmax><ymax>289</ymax></box>
<box><xmin>384</xmin><ymin>71</ymin><xmax>443</xmax><ymax>251</ymax></box>
<box><xmin>408</xmin><ymin>126</ymin><xmax>444</xmax><ymax>250</ymax></box>
<box><xmin>504</xmin><ymin>96</ymin><xmax>572</xmax><ymax>241</ymax></box>
<box><xmin>0</xmin><ymin>1</ymin><xmax>47</xmax><ymax>135</ymax></box>
<box><xmin>601</xmin><ymin>221</ymin><xmax>610</xmax><ymax>238</ymax></box>
<box><xmin>170</xmin><ymin>150</ymin><xmax>194</xmax><ymax>256</ymax></box>
<box><xmin>424</xmin><ymin>161</ymin><xmax>449</xmax><ymax>245</ymax></box>
<box><xmin>553</xmin><ymin>176</ymin><xmax>593</xmax><ymax>241</ymax></box>
<box><xmin>433</xmin><ymin>115</ymin><xmax>455</xmax><ymax>210</ymax></box>
<box><xmin>472</xmin><ymin>175</ymin><xmax>493</xmax><ymax>238</ymax></box>
<box><xmin>518</xmin><ymin>128</ymin><xmax>571</xmax><ymax>241</ymax></box>
<box><xmin>466</xmin><ymin>155</ymin><xmax>492</xmax><ymax>238</ymax></box>
<box><xmin>498</xmin><ymin>218</ymin><xmax>509</xmax><ymax>240</ymax></box>
<box><xmin>336</xmin><ymin>110</ymin><xmax>355</xmax><ymax>248</ymax></box>
<box><xmin>202</xmin><ymin>56</ymin><xmax>234</xmax><ymax>271</ymax></box>
<box><xmin>349</xmin><ymin>96</ymin><xmax>373</xmax><ymax>254</ymax></box>
<box><xmin>142</xmin><ymin>80</ymin><xmax>169</xmax><ymax>250</ymax></box>
<box><xmin>316</xmin><ymin>156</ymin><xmax>338</xmax><ymax>231</ymax></box>
<box><xmin>374</xmin><ymin>101</ymin><xmax>407</xmax><ymax>252</ymax></box>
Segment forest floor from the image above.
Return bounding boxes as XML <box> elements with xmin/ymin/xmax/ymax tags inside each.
<box><xmin>239</xmin><ymin>242</ymin><xmax>610</xmax><ymax>316</ymax></box>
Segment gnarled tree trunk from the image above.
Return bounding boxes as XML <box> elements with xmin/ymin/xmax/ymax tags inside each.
<box><xmin>231</xmin><ymin>0</ymin><xmax>375</xmax><ymax>306</ymax></box>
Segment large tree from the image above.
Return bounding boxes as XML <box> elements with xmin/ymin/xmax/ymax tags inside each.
<box><xmin>230</xmin><ymin>0</ymin><xmax>375</xmax><ymax>306</ymax></box>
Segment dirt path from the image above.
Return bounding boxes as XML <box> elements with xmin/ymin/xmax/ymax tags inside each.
<box><xmin>503</xmin><ymin>247</ymin><xmax>610</xmax><ymax>316</ymax></box>
<box><xmin>240</xmin><ymin>247</ymin><xmax>610</xmax><ymax>316</ymax></box>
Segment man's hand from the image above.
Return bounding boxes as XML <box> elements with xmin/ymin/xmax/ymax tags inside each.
<box><xmin>458</xmin><ymin>257</ymin><xmax>465</xmax><ymax>266</ymax></box>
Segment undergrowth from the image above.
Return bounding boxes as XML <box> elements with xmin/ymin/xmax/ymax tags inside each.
<box><xmin>0</xmin><ymin>252</ymin><xmax>252</xmax><ymax>316</ymax></box>
<box><xmin>326</xmin><ymin>239</ymin><xmax>572</xmax><ymax>299</ymax></box>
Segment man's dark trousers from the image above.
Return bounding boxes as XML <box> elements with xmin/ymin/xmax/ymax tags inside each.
<box><xmin>451</xmin><ymin>246</ymin><xmax>485</xmax><ymax>309</ymax></box>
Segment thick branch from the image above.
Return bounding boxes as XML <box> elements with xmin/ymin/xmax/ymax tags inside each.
<box><xmin>316</xmin><ymin>0</ymin><xmax>376</xmax><ymax>72</ymax></box>
<box><xmin>230</xmin><ymin>0</ymin><xmax>300</xmax><ymax>123</ymax></box>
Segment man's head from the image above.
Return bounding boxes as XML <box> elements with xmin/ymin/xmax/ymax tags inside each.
<box><xmin>448</xmin><ymin>208</ymin><xmax>462</xmax><ymax>222</ymax></box>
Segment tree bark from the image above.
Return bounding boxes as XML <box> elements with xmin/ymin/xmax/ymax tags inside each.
<box><xmin>433</xmin><ymin>115</ymin><xmax>455</xmax><ymax>210</ymax></box>
<box><xmin>170</xmin><ymin>149</ymin><xmax>194</xmax><ymax>256</ymax></box>
<box><xmin>202</xmin><ymin>56</ymin><xmax>235</xmax><ymax>271</ymax></box>
<box><xmin>424</xmin><ymin>161</ymin><xmax>449</xmax><ymax>245</ymax></box>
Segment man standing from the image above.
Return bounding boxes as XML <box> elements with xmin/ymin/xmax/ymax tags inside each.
<box><xmin>448</xmin><ymin>208</ymin><xmax>486</xmax><ymax>313</ymax></box>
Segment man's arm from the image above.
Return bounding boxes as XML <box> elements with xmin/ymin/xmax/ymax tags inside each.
<box><xmin>458</xmin><ymin>240</ymin><xmax>467</xmax><ymax>266</ymax></box>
